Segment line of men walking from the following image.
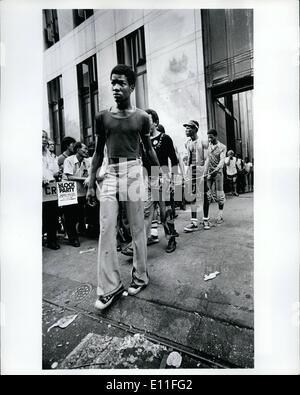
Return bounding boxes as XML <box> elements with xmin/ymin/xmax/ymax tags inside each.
<box><xmin>85</xmin><ymin>64</ymin><xmax>233</xmax><ymax>310</ymax></box>
<box><xmin>43</xmin><ymin>63</ymin><xmax>253</xmax><ymax>312</ymax></box>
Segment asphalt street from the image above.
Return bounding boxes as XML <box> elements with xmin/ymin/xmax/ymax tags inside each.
<box><xmin>43</xmin><ymin>192</ymin><xmax>254</xmax><ymax>370</ymax></box>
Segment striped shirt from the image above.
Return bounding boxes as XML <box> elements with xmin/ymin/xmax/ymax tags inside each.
<box><xmin>206</xmin><ymin>141</ymin><xmax>226</xmax><ymax>173</ymax></box>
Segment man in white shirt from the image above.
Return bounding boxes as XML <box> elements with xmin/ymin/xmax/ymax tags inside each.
<box><xmin>225</xmin><ymin>150</ymin><xmax>239</xmax><ymax>196</ymax></box>
<box><xmin>42</xmin><ymin>130</ymin><xmax>61</xmax><ymax>250</ymax></box>
<box><xmin>63</xmin><ymin>142</ymin><xmax>90</xmax><ymax>247</ymax></box>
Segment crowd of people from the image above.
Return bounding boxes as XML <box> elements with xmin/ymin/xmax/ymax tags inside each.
<box><xmin>42</xmin><ymin>64</ymin><xmax>254</xmax><ymax>310</ymax></box>
<box><xmin>42</xmin><ymin>134</ymin><xmax>99</xmax><ymax>250</ymax></box>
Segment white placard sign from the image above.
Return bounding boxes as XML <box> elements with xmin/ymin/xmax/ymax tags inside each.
<box><xmin>57</xmin><ymin>181</ymin><xmax>78</xmax><ymax>207</ymax></box>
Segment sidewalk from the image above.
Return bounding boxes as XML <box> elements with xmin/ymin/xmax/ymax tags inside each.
<box><xmin>43</xmin><ymin>193</ymin><xmax>254</xmax><ymax>369</ymax></box>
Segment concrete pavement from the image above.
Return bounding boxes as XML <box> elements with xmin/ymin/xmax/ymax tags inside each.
<box><xmin>43</xmin><ymin>193</ymin><xmax>254</xmax><ymax>369</ymax></box>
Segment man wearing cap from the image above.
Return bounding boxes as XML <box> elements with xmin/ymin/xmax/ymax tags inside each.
<box><xmin>183</xmin><ymin>120</ymin><xmax>208</xmax><ymax>232</ymax></box>
<box><xmin>203</xmin><ymin>128</ymin><xmax>226</xmax><ymax>226</ymax></box>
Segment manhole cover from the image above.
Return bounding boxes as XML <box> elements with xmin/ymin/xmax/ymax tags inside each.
<box><xmin>70</xmin><ymin>284</ymin><xmax>92</xmax><ymax>303</ymax></box>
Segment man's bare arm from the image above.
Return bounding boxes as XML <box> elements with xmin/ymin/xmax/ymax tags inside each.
<box><xmin>203</xmin><ymin>156</ymin><xmax>210</xmax><ymax>176</ymax></box>
<box><xmin>86</xmin><ymin>135</ymin><xmax>105</xmax><ymax>205</ymax></box>
<box><xmin>88</xmin><ymin>137</ymin><xmax>105</xmax><ymax>189</ymax></box>
<box><xmin>66</xmin><ymin>175</ymin><xmax>87</xmax><ymax>182</ymax></box>
<box><xmin>217</xmin><ymin>148</ymin><xmax>226</xmax><ymax>170</ymax></box>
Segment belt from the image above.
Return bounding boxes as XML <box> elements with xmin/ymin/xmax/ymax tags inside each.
<box><xmin>108</xmin><ymin>157</ymin><xmax>138</xmax><ymax>164</ymax></box>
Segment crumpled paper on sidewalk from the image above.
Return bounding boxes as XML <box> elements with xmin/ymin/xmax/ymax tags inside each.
<box><xmin>47</xmin><ymin>314</ymin><xmax>78</xmax><ymax>333</ymax></box>
<box><xmin>204</xmin><ymin>271</ymin><xmax>220</xmax><ymax>281</ymax></box>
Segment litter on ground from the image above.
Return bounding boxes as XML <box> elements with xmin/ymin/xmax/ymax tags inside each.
<box><xmin>204</xmin><ymin>271</ymin><xmax>220</xmax><ymax>281</ymax></box>
<box><xmin>79</xmin><ymin>248</ymin><xmax>96</xmax><ymax>254</ymax></box>
<box><xmin>166</xmin><ymin>351</ymin><xmax>182</xmax><ymax>368</ymax></box>
<box><xmin>47</xmin><ymin>314</ymin><xmax>78</xmax><ymax>333</ymax></box>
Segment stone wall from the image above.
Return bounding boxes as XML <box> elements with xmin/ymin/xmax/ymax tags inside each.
<box><xmin>43</xmin><ymin>9</ymin><xmax>208</xmax><ymax>155</ymax></box>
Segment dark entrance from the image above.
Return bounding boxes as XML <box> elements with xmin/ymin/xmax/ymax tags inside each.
<box><xmin>202</xmin><ymin>9</ymin><xmax>253</xmax><ymax>160</ymax></box>
<box><xmin>213</xmin><ymin>88</ymin><xmax>253</xmax><ymax>159</ymax></box>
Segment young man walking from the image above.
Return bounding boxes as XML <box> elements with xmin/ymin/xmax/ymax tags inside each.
<box><xmin>122</xmin><ymin>109</ymin><xmax>179</xmax><ymax>254</ymax></box>
<box><xmin>183</xmin><ymin>120</ymin><xmax>207</xmax><ymax>232</ymax></box>
<box><xmin>87</xmin><ymin>64</ymin><xmax>159</xmax><ymax>310</ymax></box>
<box><xmin>203</xmin><ymin>128</ymin><xmax>226</xmax><ymax>226</ymax></box>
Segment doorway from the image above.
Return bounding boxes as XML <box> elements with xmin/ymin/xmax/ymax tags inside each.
<box><xmin>213</xmin><ymin>89</ymin><xmax>253</xmax><ymax>161</ymax></box>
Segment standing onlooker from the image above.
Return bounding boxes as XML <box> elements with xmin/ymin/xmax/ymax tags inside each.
<box><xmin>57</xmin><ymin>137</ymin><xmax>76</xmax><ymax>238</ymax></box>
<box><xmin>58</xmin><ymin>136</ymin><xmax>76</xmax><ymax>170</ymax></box>
<box><xmin>244</xmin><ymin>157</ymin><xmax>253</xmax><ymax>192</ymax></box>
<box><xmin>42</xmin><ymin>130</ymin><xmax>61</xmax><ymax>250</ymax></box>
<box><xmin>48</xmin><ymin>139</ymin><xmax>57</xmax><ymax>159</ymax></box>
<box><xmin>63</xmin><ymin>142</ymin><xmax>90</xmax><ymax>247</ymax></box>
<box><xmin>225</xmin><ymin>150</ymin><xmax>239</xmax><ymax>196</ymax></box>
<box><xmin>236</xmin><ymin>154</ymin><xmax>245</xmax><ymax>194</ymax></box>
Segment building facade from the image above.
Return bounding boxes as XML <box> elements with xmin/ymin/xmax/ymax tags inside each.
<box><xmin>43</xmin><ymin>9</ymin><xmax>253</xmax><ymax>160</ymax></box>
<box><xmin>202</xmin><ymin>9</ymin><xmax>253</xmax><ymax>159</ymax></box>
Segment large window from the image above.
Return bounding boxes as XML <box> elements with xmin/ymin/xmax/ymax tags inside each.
<box><xmin>47</xmin><ymin>76</ymin><xmax>65</xmax><ymax>152</ymax></box>
<box><xmin>77</xmin><ymin>55</ymin><xmax>99</xmax><ymax>145</ymax></box>
<box><xmin>116</xmin><ymin>26</ymin><xmax>148</xmax><ymax>109</ymax></box>
<box><xmin>43</xmin><ymin>10</ymin><xmax>59</xmax><ymax>49</ymax></box>
<box><xmin>73</xmin><ymin>9</ymin><xmax>93</xmax><ymax>27</ymax></box>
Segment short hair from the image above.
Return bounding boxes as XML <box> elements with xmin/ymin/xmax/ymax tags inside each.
<box><xmin>61</xmin><ymin>136</ymin><xmax>76</xmax><ymax>152</ymax></box>
<box><xmin>73</xmin><ymin>141</ymin><xmax>83</xmax><ymax>154</ymax></box>
<box><xmin>42</xmin><ymin>130</ymin><xmax>48</xmax><ymax>138</ymax></box>
<box><xmin>145</xmin><ymin>108</ymin><xmax>159</xmax><ymax>125</ymax></box>
<box><xmin>110</xmin><ymin>64</ymin><xmax>136</xmax><ymax>86</ymax></box>
<box><xmin>207</xmin><ymin>128</ymin><xmax>218</xmax><ymax>136</ymax></box>
<box><xmin>157</xmin><ymin>124</ymin><xmax>165</xmax><ymax>134</ymax></box>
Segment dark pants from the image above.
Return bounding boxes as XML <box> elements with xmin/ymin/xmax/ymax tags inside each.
<box><xmin>42</xmin><ymin>201</ymin><xmax>59</xmax><ymax>244</ymax></box>
<box><xmin>203</xmin><ymin>172</ymin><xmax>225</xmax><ymax>217</ymax></box>
<box><xmin>63</xmin><ymin>197</ymin><xmax>86</xmax><ymax>242</ymax></box>
<box><xmin>144</xmin><ymin>177</ymin><xmax>177</xmax><ymax>240</ymax></box>
<box><xmin>237</xmin><ymin>171</ymin><xmax>246</xmax><ymax>193</ymax></box>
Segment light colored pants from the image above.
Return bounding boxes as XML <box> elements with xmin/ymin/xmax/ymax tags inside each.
<box><xmin>207</xmin><ymin>171</ymin><xmax>226</xmax><ymax>205</ymax></box>
<box><xmin>96</xmin><ymin>159</ymin><xmax>148</xmax><ymax>297</ymax></box>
